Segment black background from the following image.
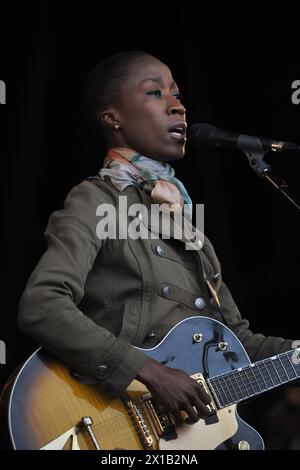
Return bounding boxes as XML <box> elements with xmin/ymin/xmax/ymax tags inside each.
<box><xmin>0</xmin><ymin>1</ymin><xmax>299</xmax><ymax>449</ymax></box>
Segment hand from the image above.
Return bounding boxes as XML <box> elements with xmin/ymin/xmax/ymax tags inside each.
<box><xmin>136</xmin><ymin>357</ymin><xmax>212</xmax><ymax>424</ymax></box>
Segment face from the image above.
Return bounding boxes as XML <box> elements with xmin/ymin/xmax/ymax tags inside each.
<box><xmin>104</xmin><ymin>56</ymin><xmax>187</xmax><ymax>162</ymax></box>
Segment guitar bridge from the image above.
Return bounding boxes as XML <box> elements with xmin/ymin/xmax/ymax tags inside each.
<box><xmin>127</xmin><ymin>400</ymin><xmax>154</xmax><ymax>448</ymax></box>
<box><xmin>138</xmin><ymin>393</ymin><xmax>177</xmax><ymax>441</ymax></box>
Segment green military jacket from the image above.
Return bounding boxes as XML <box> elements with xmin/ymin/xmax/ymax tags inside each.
<box><xmin>18</xmin><ymin>176</ymin><xmax>293</xmax><ymax>395</ymax></box>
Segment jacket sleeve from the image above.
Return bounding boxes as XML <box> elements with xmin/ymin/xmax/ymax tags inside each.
<box><xmin>18</xmin><ymin>181</ymin><xmax>148</xmax><ymax>396</ymax></box>
<box><xmin>212</xmin><ymin>281</ymin><xmax>294</xmax><ymax>361</ymax></box>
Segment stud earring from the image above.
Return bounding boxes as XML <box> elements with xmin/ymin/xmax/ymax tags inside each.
<box><xmin>114</xmin><ymin>124</ymin><xmax>120</xmax><ymax>130</ymax></box>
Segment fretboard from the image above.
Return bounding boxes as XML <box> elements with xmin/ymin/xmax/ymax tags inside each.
<box><xmin>207</xmin><ymin>348</ymin><xmax>300</xmax><ymax>408</ymax></box>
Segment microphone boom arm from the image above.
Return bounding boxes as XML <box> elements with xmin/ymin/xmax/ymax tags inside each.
<box><xmin>238</xmin><ymin>135</ymin><xmax>300</xmax><ymax>212</ymax></box>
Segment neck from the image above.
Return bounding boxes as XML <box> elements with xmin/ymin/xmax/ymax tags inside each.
<box><xmin>207</xmin><ymin>348</ymin><xmax>300</xmax><ymax>408</ymax></box>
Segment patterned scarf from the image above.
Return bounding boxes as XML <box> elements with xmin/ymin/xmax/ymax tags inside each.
<box><xmin>99</xmin><ymin>148</ymin><xmax>193</xmax><ymax>218</ymax></box>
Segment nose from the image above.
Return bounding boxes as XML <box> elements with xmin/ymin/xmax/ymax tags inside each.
<box><xmin>167</xmin><ymin>97</ymin><xmax>186</xmax><ymax>116</ymax></box>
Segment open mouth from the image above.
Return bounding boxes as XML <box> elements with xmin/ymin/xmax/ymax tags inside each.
<box><xmin>168</xmin><ymin>122</ymin><xmax>187</xmax><ymax>142</ymax></box>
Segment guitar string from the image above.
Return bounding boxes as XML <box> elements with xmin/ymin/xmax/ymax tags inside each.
<box><xmin>79</xmin><ymin>418</ymin><xmax>142</xmax><ymax>441</ymax></box>
<box><xmin>76</xmin><ymin>354</ymin><xmax>300</xmax><ymax>438</ymax></box>
<box><xmin>210</xmin><ymin>356</ymin><xmax>299</xmax><ymax>407</ymax></box>
<box><xmin>88</xmin><ymin>403</ymin><xmax>173</xmax><ymax>437</ymax></box>
<box><xmin>91</xmin><ymin>418</ymin><xmax>152</xmax><ymax>443</ymax></box>
<box><xmin>91</xmin><ymin>409</ymin><xmax>165</xmax><ymax>435</ymax></box>
<box><xmin>212</xmin><ymin>354</ymin><xmax>298</xmax><ymax>399</ymax></box>
<box><xmin>90</xmin><ymin>409</ymin><xmax>149</xmax><ymax>434</ymax></box>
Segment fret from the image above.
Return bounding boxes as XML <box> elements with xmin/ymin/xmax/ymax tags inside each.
<box><xmin>207</xmin><ymin>377</ymin><xmax>223</xmax><ymax>408</ymax></box>
<box><xmin>243</xmin><ymin>365</ymin><xmax>263</xmax><ymax>394</ymax></box>
<box><xmin>209</xmin><ymin>374</ymin><xmax>239</xmax><ymax>407</ymax></box>
<box><xmin>230</xmin><ymin>369</ymin><xmax>249</xmax><ymax>400</ymax></box>
<box><xmin>210</xmin><ymin>375</ymin><xmax>231</xmax><ymax>408</ymax></box>
<box><xmin>235</xmin><ymin>369</ymin><xmax>249</xmax><ymax>398</ymax></box>
<box><xmin>268</xmin><ymin>357</ymin><xmax>289</xmax><ymax>382</ymax></box>
<box><xmin>209</xmin><ymin>349</ymin><xmax>300</xmax><ymax>409</ymax></box>
<box><xmin>277</xmin><ymin>356</ymin><xmax>291</xmax><ymax>382</ymax></box>
<box><xmin>216</xmin><ymin>374</ymin><xmax>236</xmax><ymax>404</ymax></box>
<box><xmin>264</xmin><ymin>359</ymin><xmax>282</xmax><ymax>386</ymax></box>
<box><xmin>251</xmin><ymin>364</ymin><xmax>269</xmax><ymax>390</ymax></box>
<box><xmin>245</xmin><ymin>364</ymin><xmax>268</xmax><ymax>394</ymax></box>
<box><xmin>260</xmin><ymin>361</ymin><xmax>276</xmax><ymax>388</ymax></box>
<box><xmin>211</xmin><ymin>367</ymin><xmax>262</xmax><ymax>407</ymax></box>
<box><xmin>281</xmin><ymin>352</ymin><xmax>298</xmax><ymax>379</ymax></box>
<box><xmin>211</xmin><ymin>366</ymin><xmax>267</xmax><ymax>407</ymax></box>
<box><xmin>286</xmin><ymin>352</ymin><xmax>298</xmax><ymax>378</ymax></box>
<box><xmin>225</xmin><ymin>372</ymin><xmax>241</xmax><ymax>402</ymax></box>
<box><xmin>240</xmin><ymin>367</ymin><xmax>258</xmax><ymax>396</ymax></box>
<box><xmin>219</xmin><ymin>376</ymin><xmax>234</xmax><ymax>406</ymax></box>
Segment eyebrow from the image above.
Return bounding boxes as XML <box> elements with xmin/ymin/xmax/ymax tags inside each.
<box><xmin>141</xmin><ymin>76</ymin><xmax>177</xmax><ymax>88</ymax></box>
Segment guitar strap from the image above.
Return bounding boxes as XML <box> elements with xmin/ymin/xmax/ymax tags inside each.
<box><xmin>203</xmin><ymin>271</ymin><xmax>230</xmax><ymax>328</ymax></box>
<box><xmin>205</xmin><ymin>277</ymin><xmax>220</xmax><ymax>308</ymax></box>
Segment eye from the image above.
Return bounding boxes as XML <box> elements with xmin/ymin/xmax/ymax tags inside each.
<box><xmin>173</xmin><ymin>92</ymin><xmax>183</xmax><ymax>101</ymax></box>
<box><xmin>147</xmin><ymin>89</ymin><xmax>162</xmax><ymax>97</ymax></box>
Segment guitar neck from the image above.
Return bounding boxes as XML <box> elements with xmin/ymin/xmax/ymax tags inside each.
<box><xmin>207</xmin><ymin>348</ymin><xmax>300</xmax><ymax>408</ymax></box>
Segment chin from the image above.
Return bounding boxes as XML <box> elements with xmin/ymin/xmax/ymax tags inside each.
<box><xmin>140</xmin><ymin>141</ymin><xmax>186</xmax><ymax>162</ymax></box>
<box><xmin>165</xmin><ymin>146</ymin><xmax>186</xmax><ymax>162</ymax></box>
<box><xmin>152</xmin><ymin>145</ymin><xmax>186</xmax><ymax>162</ymax></box>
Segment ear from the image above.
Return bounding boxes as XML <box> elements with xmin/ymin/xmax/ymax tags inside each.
<box><xmin>99</xmin><ymin>109</ymin><xmax>121</xmax><ymax>130</ymax></box>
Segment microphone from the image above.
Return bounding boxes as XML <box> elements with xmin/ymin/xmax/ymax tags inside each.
<box><xmin>188</xmin><ymin>123</ymin><xmax>300</xmax><ymax>154</ymax></box>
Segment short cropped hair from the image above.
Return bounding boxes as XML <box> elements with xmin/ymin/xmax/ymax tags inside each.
<box><xmin>82</xmin><ymin>50</ymin><xmax>151</xmax><ymax>132</ymax></box>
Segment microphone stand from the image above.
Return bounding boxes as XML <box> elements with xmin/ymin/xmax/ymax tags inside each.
<box><xmin>237</xmin><ymin>135</ymin><xmax>300</xmax><ymax>212</ymax></box>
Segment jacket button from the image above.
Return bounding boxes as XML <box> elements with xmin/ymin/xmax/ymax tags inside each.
<box><xmin>195</xmin><ymin>297</ymin><xmax>206</xmax><ymax>310</ymax></box>
<box><xmin>161</xmin><ymin>285</ymin><xmax>171</xmax><ymax>297</ymax></box>
<box><xmin>96</xmin><ymin>365</ymin><xmax>109</xmax><ymax>378</ymax></box>
<box><xmin>155</xmin><ymin>244</ymin><xmax>164</xmax><ymax>256</ymax></box>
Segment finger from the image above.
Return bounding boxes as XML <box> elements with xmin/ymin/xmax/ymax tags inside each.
<box><xmin>196</xmin><ymin>385</ymin><xmax>212</xmax><ymax>405</ymax></box>
<box><xmin>192</xmin><ymin>396</ymin><xmax>211</xmax><ymax>418</ymax></box>
<box><xmin>173</xmin><ymin>411</ymin><xmax>185</xmax><ymax>425</ymax></box>
<box><xmin>182</xmin><ymin>403</ymin><xmax>201</xmax><ymax>423</ymax></box>
<box><xmin>185</xmin><ymin>416</ymin><xmax>198</xmax><ymax>425</ymax></box>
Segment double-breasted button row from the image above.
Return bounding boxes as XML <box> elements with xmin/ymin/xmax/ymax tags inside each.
<box><xmin>154</xmin><ymin>244</ymin><xmax>164</xmax><ymax>257</ymax></box>
<box><xmin>95</xmin><ymin>365</ymin><xmax>109</xmax><ymax>378</ymax></box>
<box><xmin>160</xmin><ymin>284</ymin><xmax>206</xmax><ymax>311</ymax></box>
<box><xmin>194</xmin><ymin>297</ymin><xmax>206</xmax><ymax>310</ymax></box>
<box><xmin>160</xmin><ymin>285</ymin><xmax>171</xmax><ymax>297</ymax></box>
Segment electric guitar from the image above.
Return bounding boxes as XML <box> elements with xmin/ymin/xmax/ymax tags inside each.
<box><xmin>1</xmin><ymin>316</ymin><xmax>299</xmax><ymax>450</ymax></box>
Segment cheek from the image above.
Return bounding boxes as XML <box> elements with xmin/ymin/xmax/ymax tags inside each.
<box><xmin>145</xmin><ymin>110</ymin><xmax>166</xmax><ymax>133</ymax></box>
<box><xmin>125</xmin><ymin>111</ymin><xmax>164</xmax><ymax>135</ymax></box>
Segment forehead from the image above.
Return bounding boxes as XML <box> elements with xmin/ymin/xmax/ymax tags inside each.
<box><xmin>124</xmin><ymin>57</ymin><xmax>177</xmax><ymax>90</ymax></box>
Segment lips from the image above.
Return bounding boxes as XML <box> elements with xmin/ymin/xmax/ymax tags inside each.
<box><xmin>168</xmin><ymin>121</ymin><xmax>187</xmax><ymax>142</ymax></box>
